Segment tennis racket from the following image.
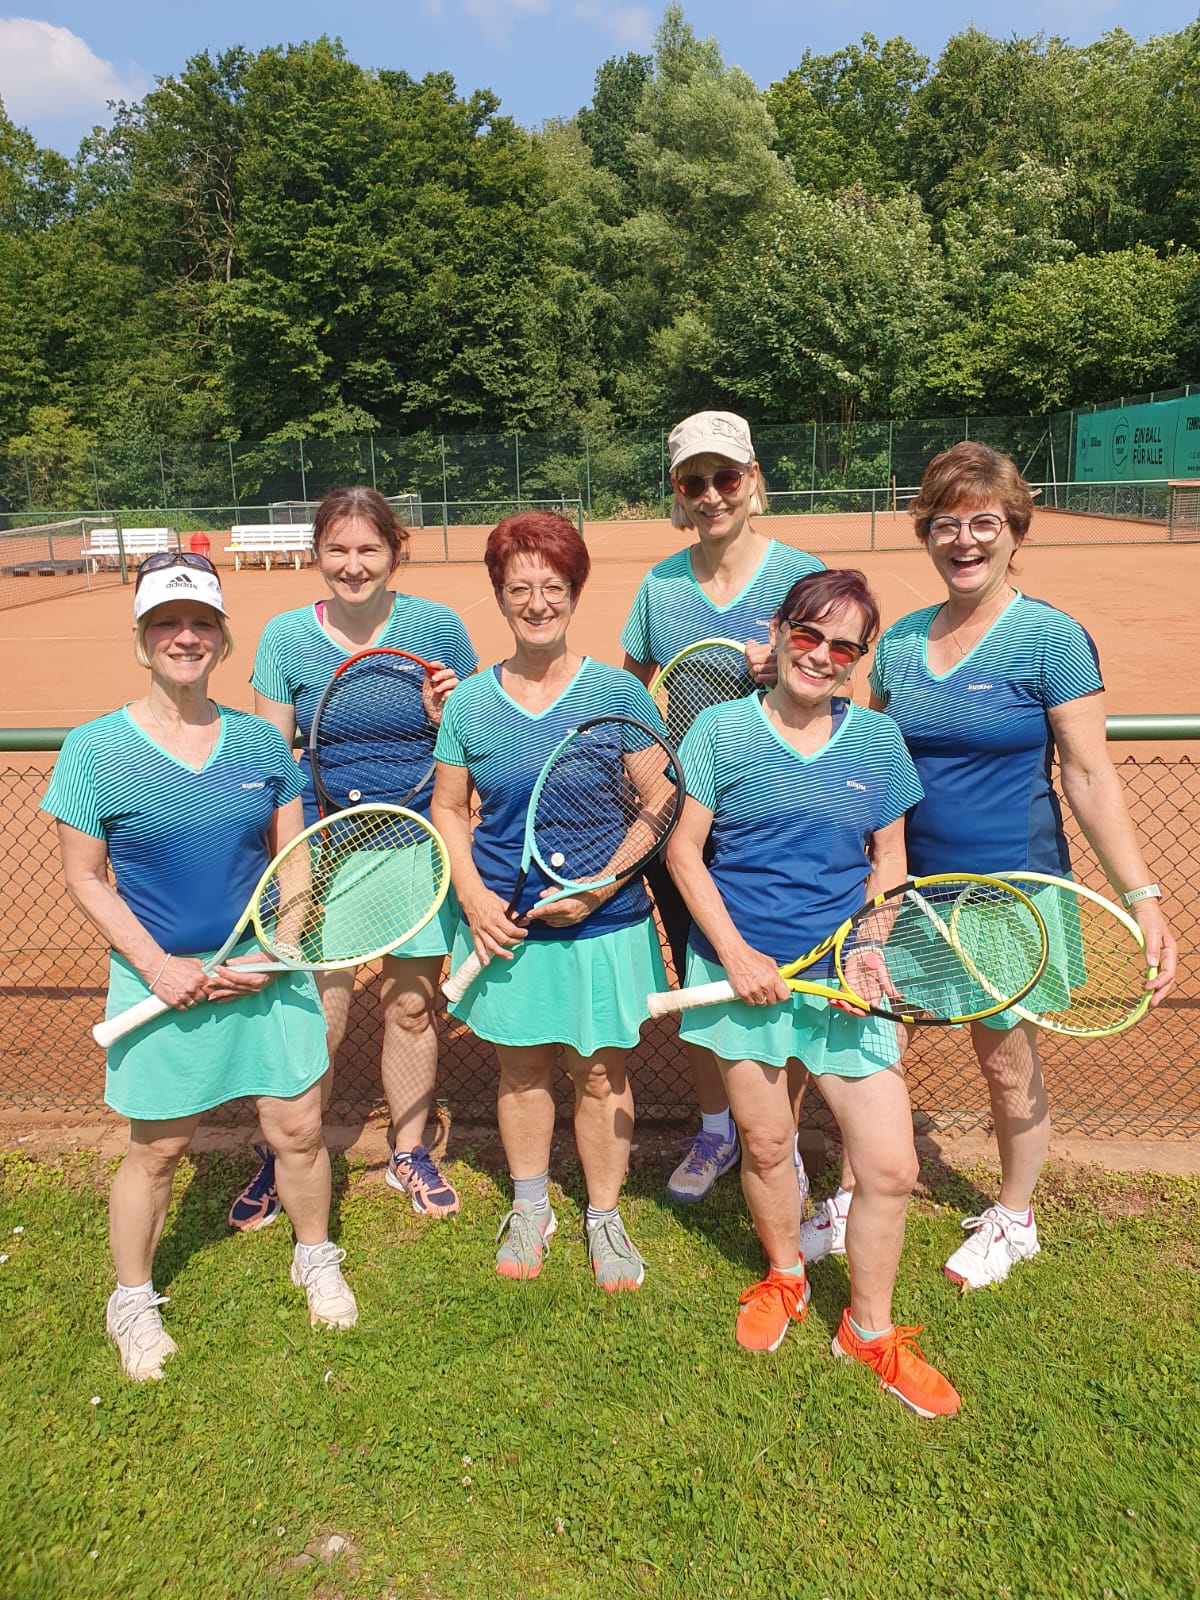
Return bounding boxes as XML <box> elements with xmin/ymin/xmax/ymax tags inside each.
<box><xmin>995</xmin><ymin>871</ymin><xmax>1157</xmax><ymax>1037</ymax></box>
<box><xmin>646</xmin><ymin>874</ymin><xmax>1049</xmax><ymax>1025</ymax></box>
<box><xmin>648</xmin><ymin>638</ymin><xmax>758</xmax><ymax>744</ymax></box>
<box><xmin>309</xmin><ymin>648</ymin><xmax>439</xmax><ymax>815</ymax></box>
<box><xmin>94</xmin><ymin>804</ymin><xmax>450</xmax><ymax>1047</ymax></box>
<box><xmin>442</xmin><ymin>715</ymin><xmax>684</xmax><ymax>1004</ymax></box>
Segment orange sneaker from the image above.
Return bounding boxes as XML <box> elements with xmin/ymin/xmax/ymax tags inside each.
<box><xmin>832</xmin><ymin>1311</ymin><xmax>961</xmax><ymax>1416</ymax></box>
<box><xmin>736</xmin><ymin>1266</ymin><xmax>810</xmax><ymax>1352</ymax></box>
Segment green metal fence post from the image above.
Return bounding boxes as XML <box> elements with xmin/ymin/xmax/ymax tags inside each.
<box><xmin>228</xmin><ymin>442</ymin><xmax>239</xmax><ymax>513</ymax></box>
<box><xmin>576</xmin><ymin>500</ymin><xmax>585</xmax><ymax>541</ymax></box>
<box><xmin>115</xmin><ymin>513</ymin><xmax>129</xmax><ymax>585</ymax></box>
<box><xmin>298</xmin><ymin>438</ymin><xmax>308</xmax><ymax>507</ymax></box>
<box><xmin>369</xmin><ymin>434</ymin><xmax>377</xmax><ymax>491</ymax></box>
<box><xmin>584</xmin><ymin>432</ymin><xmax>592</xmax><ymax>514</ymax></box>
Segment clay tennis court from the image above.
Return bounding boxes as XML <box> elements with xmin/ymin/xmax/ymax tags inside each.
<box><xmin>2</xmin><ymin>508</ymin><xmax>1197</xmax><ymax>1135</ymax></box>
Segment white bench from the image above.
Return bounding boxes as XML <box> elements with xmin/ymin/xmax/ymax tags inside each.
<box><xmin>225</xmin><ymin>524</ymin><xmax>314</xmax><ymax>571</ymax></box>
<box><xmin>81</xmin><ymin>527</ymin><xmax>175</xmax><ymax>571</ymax></box>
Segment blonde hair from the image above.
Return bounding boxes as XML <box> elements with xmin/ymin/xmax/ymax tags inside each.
<box><xmin>134</xmin><ymin>610</ymin><xmax>234</xmax><ymax>668</ymax></box>
<box><xmin>670</xmin><ymin>464</ymin><xmax>769</xmax><ymax>531</ymax></box>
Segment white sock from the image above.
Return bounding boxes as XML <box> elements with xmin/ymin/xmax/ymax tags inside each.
<box><xmin>793</xmin><ymin>1134</ymin><xmax>803</xmax><ymax>1167</ymax></box>
<box><xmin>995</xmin><ymin>1202</ymin><xmax>1033</xmax><ymax>1226</ymax></box>
<box><xmin>586</xmin><ymin>1204</ymin><xmax>620</xmax><ymax>1231</ymax></box>
<box><xmin>293</xmin><ymin>1240</ymin><xmax>332</xmax><ymax>1267</ymax></box>
<box><xmin>115</xmin><ymin>1278</ymin><xmax>153</xmax><ymax>1301</ymax></box>
<box><xmin>701</xmin><ymin>1108</ymin><xmax>732</xmax><ymax>1139</ymax></box>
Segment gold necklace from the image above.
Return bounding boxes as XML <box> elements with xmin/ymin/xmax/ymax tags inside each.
<box><xmin>146</xmin><ymin>699</ymin><xmax>218</xmax><ymax>771</ymax></box>
<box><xmin>943</xmin><ymin>589</ymin><xmax>1015</xmax><ymax>658</ymax></box>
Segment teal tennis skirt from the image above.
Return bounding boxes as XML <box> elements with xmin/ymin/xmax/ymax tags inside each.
<box><xmin>389</xmin><ymin>881</ymin><xmax>460</xmax><ymax>962</ymax></box>
<box><xmin>677</xmin><ymin>949</ymin><xmax>903</xmax><ymax>1077</ymax></box>
<box><xmin>104</xmin><ymin>941</ymin><xmax>329</xmax><ymax>1122</ymax></box>
<box><xmin>447</xmin><ymin>918</ymin><xmax>667</xmax><ymax>1055</ymax></box>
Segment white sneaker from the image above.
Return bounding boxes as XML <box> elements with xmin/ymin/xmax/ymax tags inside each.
<box><xmin>291</xmin><ymin>1243</ymin><xmax>359</xmax><ymax>1328</ymax></box>
<box><xmin>665</xmin><ymin>1128</ymin><xmax>740</xmax><ymax>1203</ymax></box>
<box><xmin>799</xmin><ymin>1196</ymin><xmax>848</xmax><ymax>1264</ymax></box>
<box><xmin>795</xmin><ymin>1154</ymin><xmax>811</xmax><ymax>1216</ymax></box>
<box><xmin>105</xmin><ymin>1288</ymin><xmax>178</xmax><ymax>1381</ymax></box>
<box><xmin>944</xmin><ymin>1206</ymin><xmax>1040</xmax><ymax>1290</ymax></box>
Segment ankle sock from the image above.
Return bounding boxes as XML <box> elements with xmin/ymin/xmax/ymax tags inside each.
<box><xmin>995</xmin><ymin>1202</ymin><xmax>1033</xmax><ymax>1226</ymax></box>
<box><xmin>832</xmin><ymin>1186</ymin><xmax>853</xmax><ymax>1215</ymax></box>
<box><xmin>293</xmin><ymin>1240</ymin><xmax>332</xmax><ymax>1267</ymax></box>
<box><xmin>512</xmin><ymin>1172</ymin><xmax>550</xmax><ymax>1210</ymax></box>
<box><xmin>115</xmin><ymin>1278</ymin><xmax>153</xmax><ymax>1302</ymax></box>
<box><xmin>586</xmin><ymin>1204</ymin><xmax>619</xmax><ymax>1232</ymax></box>
<box><xmin>770</xmin><ymin>1259</ymin><xmax>806</xmax><ymax>1278</ymax></box>
<box><xmin>849</xmin><ymin>1315</ymin><xmax>892</xmax><ymax>1343</ymax></box>
<box><xmin>701</xmin><ymin>1108</ymin><xmax>733</xmax><ymax>1140</ymax></box>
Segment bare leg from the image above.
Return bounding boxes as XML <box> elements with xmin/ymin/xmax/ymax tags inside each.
<box><xmin>378</xmin><ymin>953</ymin><xmax>444</xmax><ymax>1151</ymax></box>
<box><xmin>688</xmin><ymin>1040</ymin><xmax>729</xmax><ymax>1117</ymax></box>
<box><xmin>721</xmin><ymin>1056</ymin><xmax>800</xmax><ymax>1266</ymax></box>
<box><xmin>495</xmin><ymin>1044</ymin><xmax>557</xmax><ymax>1179</ymax></box>
<box><xmin>813</xmin><ymin>1065</ymin><xmax>918</xmax><ymax>1331</ymax></box>
<box><xmin>562</xmin><ymin>1045</ymin><xmax>634</xmax><ymax>1211</ymax></box>
<box><xmin>257</xmin><ymin>1082</ymin><xmax>329</xmax><ymax>1246</ymax></box>
<box><xmin>110</xmin><ymin>1115</ymin><xmax>202</xmax><ymax>1285</ymax></box>
<box><xmin>969</xmin><ymin>1017</ymin><xmax>1047</xmax><ymax>1212</ymax></box>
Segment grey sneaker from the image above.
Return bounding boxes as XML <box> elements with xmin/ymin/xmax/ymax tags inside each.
<box><xmin>799</xmin><ymin>1195</ymin><xmax>849</xmax><ymax>1264</ymax></box>
<box><xmin>105</xmin><ymin>1288</ymin><xmax>178</xmax><ymax>1382</ymax></box>
<box><xmin>665</xmin><ymin>1128</ymin><xmax>740</xmax><ymax>1203</ymax></box>
<box><xmin>587</xmin><ymin>1214</ymin><xmax>645</xmax><ymax>1293</ymax></box>
<box><xmin>495</xmin><ymin>1201</ymin><xmax>557</xmax><ymax>1280</ymax></box>
<box><xmin>290</xmin><ymin>1243</ymin><xmax>358</xmax><ymax>1328</ymax></box>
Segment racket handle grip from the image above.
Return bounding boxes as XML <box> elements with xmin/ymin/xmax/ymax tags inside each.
<box><xmin>93</xmin><ymin>992</ymin><xmax>171</xmax><ymax>1048</ymax></box>
<box><xmin>442</xmin><ymin>951</ymin><xmax>484</xmax><ymax>1005</ymax></box>
<box><xmin>646</xmin><ymin>980</ymin><xmax>736</xmax><ymax>1017</ymax></box>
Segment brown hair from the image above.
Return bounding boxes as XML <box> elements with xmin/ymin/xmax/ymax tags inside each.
<box><xmin>312</xmin><ymin>486</ymin><xmax>409</xmax><ymax>566</ymax></box>
<box><xmin>775</xmin><ymin>568</ymin><xmax>880</xmax><ymax>649</ymax></box>
<box><xmin>484</xmin><ymin>511</ymin><xmax>590</xmax><ymax>596</ymax></box>
<box><xmin>909</xmin><ymin>442</ymin><xmax>1034</xmax><ymax>544</ymax></box>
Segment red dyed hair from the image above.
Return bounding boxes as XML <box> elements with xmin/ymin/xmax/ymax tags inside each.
<box><xmin>775</xmin><ymin>568</ymin><xmax>880</xmax><ymax>647</ymax></box>
<box><xmin>312</xmin><ymin>485</ymin><xmax>409</xmax><ymax>565</ymax></box>
<box><xmin>484</xmin><ymin>511</ymin><xmax>590</xmax><ymax>596</ymax></box>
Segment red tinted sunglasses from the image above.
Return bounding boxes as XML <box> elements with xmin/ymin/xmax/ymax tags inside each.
<box><xmin>675</xmin><ymin>468</ymin><xmax>746</xmax><ymax>499</ymax></box>
<box><xmin>780</xmin><ymin>618</ymin><xmax>867</xmax><ymax>667</ymax></box>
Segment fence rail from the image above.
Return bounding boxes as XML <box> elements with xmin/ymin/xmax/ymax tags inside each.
<box><xmin>4</xmin><ymin>723</ymin><xmax>1197</xmax><ymax>1137</ymax></box>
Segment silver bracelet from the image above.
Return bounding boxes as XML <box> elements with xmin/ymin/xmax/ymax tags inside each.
<box><xmin>1120</xmin><ymin>884</ymin><xmax>1162</xmax><ymax>908</ymax></box>
<box><xmin>148</xmin><ymin>953</ymin><xmax>172</xmax><ymax>988</ymax></box>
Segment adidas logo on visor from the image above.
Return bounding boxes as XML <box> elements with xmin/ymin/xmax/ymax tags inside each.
<box><xmin>166</xmin><ymin>572</ymin><xmax>199</xmax><ymax>588</ymax></box>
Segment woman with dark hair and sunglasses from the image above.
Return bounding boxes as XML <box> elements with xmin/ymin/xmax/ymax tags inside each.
<box><xmin>802</xmin><ymin>442</ymin><xmax>1177</xmax><ymax>1292</ymax></box>
<box><xmin>41</xmin><ymin>555</ymin><xmax>356</xmax><ymax>1381</ymax></box>
<box><xmin>621</xmin><ymin>410</ymin><xmax>825</xmax><ymax>1208</ymax></box>
<box><xmin>665</xmin><ymin>568</ymin><xmax>960</xmax><ymax>1416</ymax></box>
<box><xmin>236</xmin><ymin>487</ymin><xmax>477</xmax><ymax>1228</ymax></box>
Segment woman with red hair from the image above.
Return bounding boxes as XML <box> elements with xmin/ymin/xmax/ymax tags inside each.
<box><xmin>432</xmin><ymin>512</ymin><xmax>669</xmax><ymax>1291</ymax></box>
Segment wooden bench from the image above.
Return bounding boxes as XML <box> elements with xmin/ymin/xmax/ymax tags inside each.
<box><xmin>225</xmin><ymin>524</ymin><xmax>314</xmax><ymax>571</ymax></box>
<box><xmin>80</xmin><ymin>527</ymin><xmax>175</xmax><ymax>572</ymax></box>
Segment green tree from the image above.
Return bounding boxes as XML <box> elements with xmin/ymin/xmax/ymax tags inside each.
<box><xmin>578</xmin><ymin>52</ymin><xmax>652</xmax><ymax>189</ymax></box>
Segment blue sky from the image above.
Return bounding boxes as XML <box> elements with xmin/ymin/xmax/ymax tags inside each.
<box><xmin>3</xmin><ymin>0</ymin><xmax>1199</xmax><ymax>154</ymax></box>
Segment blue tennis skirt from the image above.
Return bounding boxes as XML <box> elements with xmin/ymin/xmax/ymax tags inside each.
<box><xmin>447</xmin><ymin>917</ymin><xmax>667</xmax><ymax>1055</ymax></box>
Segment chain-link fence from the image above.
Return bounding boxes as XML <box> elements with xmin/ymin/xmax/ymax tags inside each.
<box><xmin>1</xmin><ymin>413</ymin><xmax>1083</xmax><ymax>521</ymax></box>
<box><xmin>5</xmin><ymin>734</ymin><xmax>1197</xmax><ymax>1138</ymax></box>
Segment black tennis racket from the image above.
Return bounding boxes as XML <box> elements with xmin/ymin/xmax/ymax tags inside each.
<box><xmin>442</xmin><ymin>715</ymin><xmax>684</xmax><ymax>1002</ymax></box>
<box><xmin>309</xmin><ymin>647</ymin><xmax>439</xmax><ymax>815</ymax></box>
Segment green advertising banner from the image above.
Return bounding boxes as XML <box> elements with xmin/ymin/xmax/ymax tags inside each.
<box><xmin>1075</xmin><ymin>394</ymin><xmax>1200</xmax><ymax>481</ymax></box>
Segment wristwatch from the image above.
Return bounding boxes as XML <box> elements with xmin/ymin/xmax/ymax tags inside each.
<box><xmin>1120</xmin><ymin>884</ymin><xmax>1162</xmax><ymax>908</ymax></box>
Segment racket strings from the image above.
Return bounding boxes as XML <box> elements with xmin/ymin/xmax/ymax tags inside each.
<box><xmin>653</xmin><ymin>645</ymin><xmax>757</xmax><ymax>742</ymax></box>
<box><xmin>836</xmin><ymin>880</ymin><xmax>1047</xmax><ymax>1021</ymax></box>
<box><xmin>257</xmin><ymin>809</ymin><xmax>448</xmax><ymax>964</ymax></box>
<box><xmin>1014</xmin><ymin>884</ymin><xmax>1148</xmax><ymax>1031</ymax></box>
<box><xmin>313</xmin><ymin>658</ymin><xmax>435</xmax><ymax>807</ymax></box>
<box><xmin>532</xmin><ymin>725</ymin><xmax>681</xmax><ymax>887</ymax></box>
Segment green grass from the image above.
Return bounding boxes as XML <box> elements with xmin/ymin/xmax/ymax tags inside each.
<box><xmin>1</xmin><ymin>1148</ymin><xmax>1198</xmax><ymax>1600</ymax></box>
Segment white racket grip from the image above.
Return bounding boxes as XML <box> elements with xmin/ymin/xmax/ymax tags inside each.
<box><xmin>646</xmin><ymin>979</ymin><xmax>737</xmax><ymax>1017</ymax></box>
<box><xmin>93</xmin><ymin>992</ymin><xmax>171</xmax><ymax>1048</ymax></box>
<box><xmin>441</xmin><ymin>950</ymin><xmax>485</xmax><ymax>1004</ymax></box>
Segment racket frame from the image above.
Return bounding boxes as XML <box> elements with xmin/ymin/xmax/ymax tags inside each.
<box><xmin>647</xmin><ymin>637</ymin><xmax>758</xmax><ymax>735</ymax></box>
<box><xmin>647</xmin><ymin>872</ymin><xmax>1049</xmax><ymax>1025</ymax></box>
<box><xmin>995</xmin><ymin>870</ymin><xmax>1155</xmax><ymax>1037</ymax></box>
<box><xmin>93</xmin><ymin>804</ymin><xmax>450</xmax><ymax>1047</ymax></box>
<box><xmin>442</xmin><ymin>714</ymin><xmax>684</xmax><ymax>1003</ymax></box>
<box><xmin>309</xmin><ymin>646</ymin><xmax>438</xmax><ymax>816</ymax></box>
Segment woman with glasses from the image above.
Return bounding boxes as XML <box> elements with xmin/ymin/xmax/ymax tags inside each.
<box><xmin>665</xmin><ymin>568</ymin><xmax>959</xmax><ymax>1415</ymax></box>
<box><xmin>431</xmin><ymin>511</ymin><xmax>669</xmax><ymax>1290</ymax></box>
<box><xmin>621</xmin><ymin>410</ymin><xmax>825</xmax><ymax>1209</ymax></box>
<box><xmin>801</xmin><ymin>442</ymin><xmax>1177</xmax><ymax>1291</ymax></box>
<box><xmin>240</xmin><ymin>487</ymin><xmax>477</xmax><ymax>1228</ymax></box>
<box><xmin>42</xmin><ymin>556</ymin><xmax>356</xmax><ymax>1382</ymax></box>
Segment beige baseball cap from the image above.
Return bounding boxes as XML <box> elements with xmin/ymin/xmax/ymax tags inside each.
<box><xmin>668</xmin><ymin>411</ymin><xmax>755</xmax><ymax>471</ymax></box>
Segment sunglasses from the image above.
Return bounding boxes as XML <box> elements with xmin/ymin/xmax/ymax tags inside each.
<box><xmin>134</xmin><ymin>550</ymin><xmax>218</xmax><ymax>588</ymax></box>
<box><xmin>674</xmin><ymin>468</ymin><xmax>747</xmax><ymax>499</ymax></box>
<box><xmin>780</xmin><ymin>618</ymin><xmax>867</xmax><ymax>667</ymax></box>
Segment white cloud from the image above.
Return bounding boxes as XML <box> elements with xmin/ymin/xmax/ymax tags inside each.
<box><xmin>574</xmin><ymin>2</ymin><xmax>654</xmax><ymax>49</ymax></box>
<box><xmin>0</xmin><ymin>18</ymin><xmax>147</xmax><ymax>126</ymax></box>
<box><xmin>463</xmin><ymin>0</ymin><xmax>552</xmax><ymax>47</ymax></box>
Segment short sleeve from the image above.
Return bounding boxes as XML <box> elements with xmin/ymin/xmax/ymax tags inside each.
<box><xmin>678</xmin><ymin>711</ymin><xmax>718</xmax><ymax>809</ymax></box>
<box><xmin>878</xmin><ymin>725</ymin><xmax>923</xmax><ymax>827</ymax></box>
<box><xmin>619</xmin><ymin>578</ymin><xmax>653</xmax><ymax>663</ymax></box>
<box><xmin>434</xmin><ymin>688</ymin><xmax>469</xmax><ymax>767</ymax></box>
<box><xmin>258</xmin><ymin>720</ymin><xmax>306</xmax><ymax>803</ymax></box>
<box><xmin>41</xmin><ymin>726</ymin><xmax>104</xmax><ymax>838</ymax></box>
<box><xmin>250</xmin><ymin>617</ymin><xmax>294</xmax><ymax>705</ymax></box>
<box><xmin>441</xmin><ymin>615</ymin><xmax>478</xmax><ymax>680</ymax></box>
<box><xmin>1041</xmin><ymin>615</ymin><xmax>1103</xmax><ymax>707</ymax></box>
<box><xmin>867</xmin><ymin>632</ymin><xmax>889</xmax><ymax>703</ymax></box>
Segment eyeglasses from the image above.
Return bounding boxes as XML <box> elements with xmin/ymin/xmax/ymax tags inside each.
<box><xmin>674</xmin><ymin>468</ymin><xmax>746</xmax><ymax>499</ymax></box>
<box><xmin>134</xmin><ymin>550</ymin><xmax>218</xmax><ymax>588</ymax></box>
<box><xmin>502</xmin><ymin>580</ymin><xmax>571</xmax><ymax>605</ymax></box>
<box><xmin>780</xmin><ymin>618</ymin><xmax>867</xmax><ymax>667</ymax></box>
<box><xmin>927</xmin><ymin>514</ymin><xmax>1008</xmax><ymax>543</ymax></box>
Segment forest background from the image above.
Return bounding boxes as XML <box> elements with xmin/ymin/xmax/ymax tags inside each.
<box><xmin>4</xmin><ymin>3</ymin><xmax>1200</xmax><ymax>513</ymax></box>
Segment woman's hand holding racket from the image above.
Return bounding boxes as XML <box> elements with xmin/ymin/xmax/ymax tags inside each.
<box><xmin>457</xmin><ymin>882</ymin><xmax>530</xmax><ymax>968</ymax></box>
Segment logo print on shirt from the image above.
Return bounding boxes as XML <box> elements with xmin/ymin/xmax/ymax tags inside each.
<box><xmin>846</xmin><ymin>780</ymin><xmax>867</xmax><ymax>792</ymax></box>
<box><xmin>241</xmin><ymin>781</ymin><xmax>266</xmax><ymax>789</ymax></box>
<box><xmin>967</xmin><ymin>683</ymin><xmax>994</xmax><ymax>691</ymax></box>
